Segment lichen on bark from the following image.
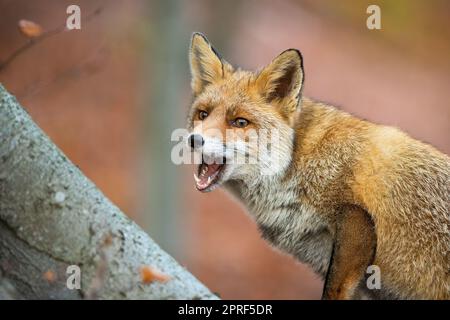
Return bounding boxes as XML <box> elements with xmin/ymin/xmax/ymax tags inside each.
<box><xmin>0</xmin><ymin>84</ymin><xmax>216</xmax><ymax>300</ymax></box>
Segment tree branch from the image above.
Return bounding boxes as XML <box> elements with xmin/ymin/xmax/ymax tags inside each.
<box><xmin>0</xmin><ymin>7</ymin><xmax>103</xmax><ymax>72</ymax></box>
<box><xmin>0</xmin><ymin>84</ymin><xmax>217</xmax><ymax>300</ymax></box>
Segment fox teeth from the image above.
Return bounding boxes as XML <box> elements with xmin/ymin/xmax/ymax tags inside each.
<box><xmin>207</xmin><ymin>176</ymin><xmax>211</xmax><ymax>184</ymax></box>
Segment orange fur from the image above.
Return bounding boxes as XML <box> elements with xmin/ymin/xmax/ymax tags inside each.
<box><xmin>187</xmin><ymin>33</ymin><xmax>450</xmax><ymax>299</ymax></box>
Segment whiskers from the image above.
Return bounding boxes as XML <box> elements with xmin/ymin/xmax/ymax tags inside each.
<box><xmin>190</xmin><ymin>127</ymin><xmax>294</xmax><ymax>178</ymax></box>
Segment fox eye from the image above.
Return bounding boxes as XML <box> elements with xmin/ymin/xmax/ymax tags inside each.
<box><xmin>198</xmin><ymin>110</ymin><xmax>208</xmax><ymax>120</ymax></box>
<box><xmin>232</xmin><ymin>118</ymin><xmax>249</xmax><ymax>128</ymax></box>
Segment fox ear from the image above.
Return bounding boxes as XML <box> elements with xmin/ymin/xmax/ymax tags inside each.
<box><xmin>256</xmin><ymin>49</ymin><xmax>304</xmax><ymax>108</ymax></box>
<box><xmin>189</xmin><ymin>33</ymin><xmax>229</xmax><ymax>95</ymax></box>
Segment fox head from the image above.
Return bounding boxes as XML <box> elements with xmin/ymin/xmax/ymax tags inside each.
<box><xmin>186</xmin><ymin>33</ymin><xmax>304</xmax><ymax>192</ymax></box>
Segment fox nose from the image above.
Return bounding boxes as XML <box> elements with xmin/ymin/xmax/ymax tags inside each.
<box><xmin>188</xmin><ymin>134</ymin><xmax>204</xmax><ymax>150</ymax></box>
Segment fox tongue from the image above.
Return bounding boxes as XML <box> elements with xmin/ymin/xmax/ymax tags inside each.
<box><xmin>196</xmin><ymin>163</ymin><xmax>221</xmax><ymax>189</ymax></box>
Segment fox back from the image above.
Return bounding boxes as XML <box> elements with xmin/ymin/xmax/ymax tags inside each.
<box><xmin>186</xmin><ymin>33</ymin><xmax>450</xmax><ymax>299</ymax></box>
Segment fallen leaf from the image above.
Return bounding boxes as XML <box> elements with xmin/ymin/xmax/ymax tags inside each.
<box><xmin>102</xmin><ymin>233</ymin><xmax>113</xmax><ymax>247</ymax></box>
<box><xmin>43</xmin><ymin>270</ymin><xmax>56</xmax><ymax>282</ymax></box>
<box><xmin>140</xmin><ymin>265</ymin><xmax>170</xmax><ymax>284</ymax></box>
<box><xmin>18</xmin><ymin>20</ymin><xmax>43</xmax><ymax>38</ymax></box>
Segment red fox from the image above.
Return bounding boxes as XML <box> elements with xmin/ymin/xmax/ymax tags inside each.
<box><xmin>186</xmin><ymin>33</ymin><xmax>450</xmax><ymax>299</ymax></box>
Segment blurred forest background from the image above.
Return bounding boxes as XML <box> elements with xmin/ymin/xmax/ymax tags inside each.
<box><xmin>0</xmin><ymin>0</ymin><xmax>449</xmax><ymax>299</ymax></box>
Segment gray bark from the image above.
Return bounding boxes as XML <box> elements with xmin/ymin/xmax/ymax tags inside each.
<box><xmin>0</xmin><ymin>84</ymin><xmax>217</xmax><ymax>300</ymax></box>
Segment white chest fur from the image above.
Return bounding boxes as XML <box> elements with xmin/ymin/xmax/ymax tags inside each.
<box><xmin>225</xmin><ymin>177</ymin><xmax>333</xmax><ymax>277</ymax></box>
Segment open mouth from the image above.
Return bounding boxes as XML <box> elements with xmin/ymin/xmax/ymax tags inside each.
<box><xmin>194</xmin><ymin>158</ymin><xmax>226</xmax><ymax>192</ymax></box>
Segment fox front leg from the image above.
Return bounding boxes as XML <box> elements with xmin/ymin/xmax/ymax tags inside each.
<box><xmin>322</xmin><ymin>205</ymin><xmax>377</xmax><ymax>300</ymax></box>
